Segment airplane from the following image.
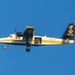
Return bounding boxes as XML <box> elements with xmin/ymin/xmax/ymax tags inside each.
<box><xmin>0</xmin><ymin>23</ymin><xmax>75</xmax><ymax>52</ymax></box>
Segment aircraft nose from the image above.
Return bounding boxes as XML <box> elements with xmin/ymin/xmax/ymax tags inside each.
<box><xmin>0</xmin><ymin>38</ymin><xmax>6</xmax><ymax>43</ymax></box>
<box><xmin>0</xmin><ymin>38</ymin><xmax>10</xmax><ymax>43</ymax></box>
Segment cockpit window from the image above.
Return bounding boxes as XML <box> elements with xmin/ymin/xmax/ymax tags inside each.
<box><xmin>9</xmin><ymin>34</ymin><xmax>17</xmax><ymax>38</ymax></box>
<box><xmin>9</xmin><ymin>35</ymin><xmax>12</xmax><ymax>38</ymax></box>
<box><xmin>10</xmin><ymin>35</ymin><xmax>12</xmax><ymax>38</ymax></box>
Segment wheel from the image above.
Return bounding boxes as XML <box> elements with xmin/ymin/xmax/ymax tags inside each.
<box><xmin>26</xmin><ymin>45</ymin><xmax>31</xmax><ymax>52</ymax></box>
<box><xmin>3</xmin><ymin>46</ymin><xmax>7</xmax><ymax>50</ymax></box>
<box><xmin>26</xmin><ymin>46</ymin><xmax>30</xmax><ymax>52</ymax></box>
<box><xmin>26</xmin><ymin>48</ymin><xmax>30</xmax><ymax>52</ymax></box>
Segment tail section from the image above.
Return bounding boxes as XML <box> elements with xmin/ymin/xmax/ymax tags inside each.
<box><xmin>61</xmin><ymin>23</ymin><xmax>75</xmax><ymax>40</ymax></box>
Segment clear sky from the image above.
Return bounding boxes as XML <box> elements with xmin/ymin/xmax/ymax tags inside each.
<box><xmin>0</xmin><ymin>0</ymin><xmax>75</xmax><ymax>75</ymax></box>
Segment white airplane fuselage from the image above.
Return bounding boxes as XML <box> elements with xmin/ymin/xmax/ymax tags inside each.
<box><xmin>0</xmin><ymin>34</ymin><xmax>74</xmax><ymax>46</ymax></box>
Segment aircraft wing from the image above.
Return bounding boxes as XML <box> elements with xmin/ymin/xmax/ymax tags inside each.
<box><xmin>15</xmin><ymin>26</ymin><xmax>35</xmax><ymax>52</ymax></box>
<box><xmin>24</xmin><ymin>26</ymin><xmax>35</xmax><ymax>38</ymax></box>
<box><xmin>16</xmin><ymin>26</ymin><xmax>35</xmax><ymax>38</ymax></box>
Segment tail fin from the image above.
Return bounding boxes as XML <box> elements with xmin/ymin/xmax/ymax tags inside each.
<box><xmin>61</xmin><ymin>23</ymin><xmax>75</xmax><ymax>40</ymax></box>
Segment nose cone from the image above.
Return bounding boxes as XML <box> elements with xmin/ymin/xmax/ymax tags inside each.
<box><xmin>0</xmin><ymin>37</ymin><xmax>12</xmax><ymax>44</ymax></box>
<box><xmin>0</xmin><ymin>38</ymin><xmax>7</xmax><ymax>43</ymax></box>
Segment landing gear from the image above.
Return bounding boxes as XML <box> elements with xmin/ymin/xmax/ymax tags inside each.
<box><xmin>3</xmin><ymin>45</ymin><xmax>7</xmax><ymax>50</ymax></box>
<box><xmin>25</xmin><ymin>29</ymin><xmax>33</xmax><ymax>52</ymax></box>
<box><xmin>26</xmin><ymin>44</ymin><xmax>31</xmax><ymax>52</ymax></box>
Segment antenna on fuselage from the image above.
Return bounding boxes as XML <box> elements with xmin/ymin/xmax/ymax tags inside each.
<box><xmin>14</xmin><ymin>28</ymin><xmax>17</xmax><ymax>33</ymax></box>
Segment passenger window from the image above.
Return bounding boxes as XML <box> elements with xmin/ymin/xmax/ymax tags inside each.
<box><xmin>15</xmin><ymin>36</ymin><xmax>17</xmax><ymax>39</ymax></box>
<box><xmin>18</xmin><ymin>37</ymin><xmax>20</xmax><ymax>39</ymax></box>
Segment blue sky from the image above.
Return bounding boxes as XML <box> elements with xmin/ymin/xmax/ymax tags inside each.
<box><xmin>0</xmin><ymin>0</ymin><xmax>75</xmax><ymax>75</ymax></box>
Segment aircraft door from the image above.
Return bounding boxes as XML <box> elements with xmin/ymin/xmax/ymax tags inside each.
<box><xmin>34</xmin><ymin>37</ymin><xmax>42</xmax><ymax>45</ymax></box>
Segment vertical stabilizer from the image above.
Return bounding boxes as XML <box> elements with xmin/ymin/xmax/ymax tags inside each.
<box><xmin>61</xmin><ymin>23</ymin><xmax>75</xmax><ymax>40</ymax></box>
